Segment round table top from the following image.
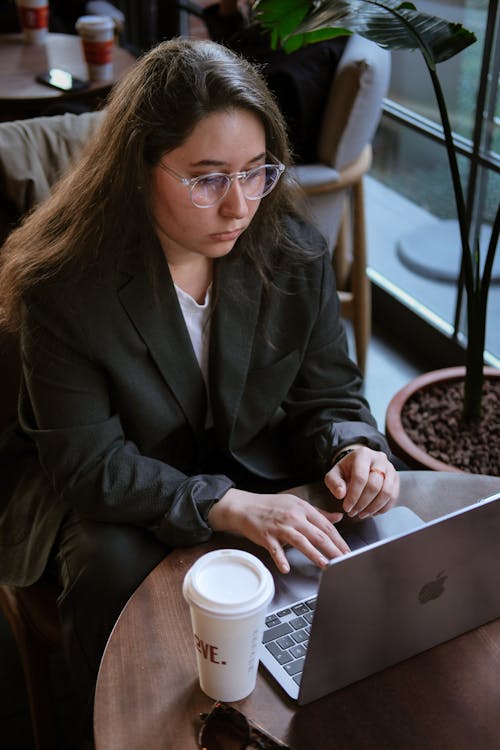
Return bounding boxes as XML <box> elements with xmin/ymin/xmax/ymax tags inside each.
<box><xmin>0</xmin><ymin>32</ymin><xmax>136</xmax><ymax>102</ymax></box>
<box><xmin>94</xmin><ymin>472</ymin><xmax>500</xmax><ymax>750</ymax></box>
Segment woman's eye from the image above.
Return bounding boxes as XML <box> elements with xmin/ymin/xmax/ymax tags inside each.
<box><xmin>198</xmin><ymin>174</ymin><xmax>227</xmax><ymax>190</ymax></box>
<box><xmin>245</xmin><ymin>167</ymin><xmax>266</xmax><ymax>186</ymax></box>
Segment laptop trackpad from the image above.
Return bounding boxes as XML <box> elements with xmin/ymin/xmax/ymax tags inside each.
<box><xmin>268</xmin><ymin>505</ymin><xmax>424</xmax><ymax>610</ymax></box>
<box><xmin>347</xmin><ymin>505</ymin><xmax>425</xmax><ymax>545</ymax></box>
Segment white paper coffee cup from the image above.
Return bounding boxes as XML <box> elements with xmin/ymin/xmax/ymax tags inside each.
<box><xmin>183</xmin><ymin>549</ymin><xmax>274</xmax><ymax>702</ymax></box>
<box><xmin>15</xmin><ymin>0</ymin><xmax>48</xmax><ymax>44</ymax></box>
<box><xmin>75</xmin><ymin>15</ymin><xmax>115</xmax><ymax>82</ymax></box>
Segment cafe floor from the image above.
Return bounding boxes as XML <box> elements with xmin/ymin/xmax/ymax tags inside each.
<box><xmin>0</xmin><ymin>316</ymin><xmax>427</xmax><ymax>750</ymax></box>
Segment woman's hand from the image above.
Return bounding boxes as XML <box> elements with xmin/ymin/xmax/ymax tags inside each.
<box><xmin>207</xmin><ymin>489</ymin><xmax>350</xmax><ymax>574</ymax></box>
<box><xmin>324</xmin><ymin>446</ymin><xmax>399</xmax><ymax>519</ymax></box>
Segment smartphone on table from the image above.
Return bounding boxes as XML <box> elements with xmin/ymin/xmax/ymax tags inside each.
<box><xmin>35</xmin><ymin>68</ymin><xmax>89</xmax><ymax>92</ymax></box>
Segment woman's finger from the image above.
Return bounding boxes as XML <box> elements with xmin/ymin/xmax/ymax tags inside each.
<box><xmin>358</xmin><ymin>470</ymin><xmax>400</xmax><ymax>518</ymax></box>
<box><xmin>273</xmin><ymin>511</ymin><xmax>351</xmax><ymax>565</ymax></box>
<box><xmin>266</xmin><ymin>539</ymin><xmax>290</xmax><ymax>574</ymax></box>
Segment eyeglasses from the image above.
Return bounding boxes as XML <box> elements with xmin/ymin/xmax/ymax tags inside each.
<box><xmin>198</xmin><ymin>701</ymin><xmax>291</xmax><ymax>749</ymax></box>
<box><xmin>159</xmin><ymin>158</ymin><xmax>285</xmax><ymax>208</ymax></box>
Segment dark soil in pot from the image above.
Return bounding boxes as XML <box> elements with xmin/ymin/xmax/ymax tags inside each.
<box><xmin>401</xmin><ymin>376</ymin><xmax>500</xmax><ymax>475</ymax></box>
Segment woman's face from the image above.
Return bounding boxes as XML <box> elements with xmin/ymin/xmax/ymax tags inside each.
<box><xmin>150</xmin><ymin>108</ymin><xmax>267</xmax><ymax>268</ymax></box>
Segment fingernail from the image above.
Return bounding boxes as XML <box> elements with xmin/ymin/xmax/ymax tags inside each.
<box><xmin>359</xmin><ymin>512</ymin><xmax>370</xmax><ymax>519</ymax></box>
<box><xmin>318</xmin><ymin>556</ymin><xmax>328</xmax><ymax>567</ymax></box>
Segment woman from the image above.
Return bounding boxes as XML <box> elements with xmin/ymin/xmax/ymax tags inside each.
<box><xmin>0</xmin><ymin>38</ymin><xmax>398</xmax><ymax>731</ymax></box>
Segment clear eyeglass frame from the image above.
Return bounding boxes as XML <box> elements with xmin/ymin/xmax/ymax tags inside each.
<box><xmin>159</xmin><ymin>157</ymin><xmax>285</xmax><ymax>208</ymax></box>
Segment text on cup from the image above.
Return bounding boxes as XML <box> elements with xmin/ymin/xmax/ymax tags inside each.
<box><xmin>194</xmin><ymin>634</ymin><xmax>226</xmax><ymax>665</ymax></box>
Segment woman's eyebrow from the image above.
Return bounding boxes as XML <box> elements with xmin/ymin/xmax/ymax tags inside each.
<box><xmin>189</xmin><ymin>152</ymin><xmax>267</xmax><ymax>169</ymax></box>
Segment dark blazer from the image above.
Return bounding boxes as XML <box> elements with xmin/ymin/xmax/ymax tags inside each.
<box><xmin>0</xmin><ymin>219</ymin><xmax>388</xmax><ymax>585</ymax></box>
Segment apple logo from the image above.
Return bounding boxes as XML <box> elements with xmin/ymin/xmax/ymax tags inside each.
<box><xmin>418</xmin><ymin>570</ymin><xmax>447</xmax><ymax>604</ymax></box>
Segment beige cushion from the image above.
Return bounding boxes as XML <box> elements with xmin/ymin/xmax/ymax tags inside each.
<box><xmin>318</xmin><ymin>34</ymin><xmax>391</xmax><ymax>170</ymax></box>
<box><xmin>293</xmin><ymin>35</ymin><xmax>391</xmax><ymax>253</ymax></box>
<box><xmin>291</xmin><ymin>164</ymin><xmax>339</xmax><ymax>189</ymax></box>
<box><xmin>0</xmin><ymin>110</ymin><xmax>104</xmax><ymax>215</ymax></box>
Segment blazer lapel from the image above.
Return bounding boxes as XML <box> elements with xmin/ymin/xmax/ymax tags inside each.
<box><xmin>210</xmin><ymin>252</ymin><xmax>262</xmax><ymax>446</ymax></box>
<box><xmin>117</xmin><ymin>248</ymin><xmax>208</xmax><ymax>439</ymax></box>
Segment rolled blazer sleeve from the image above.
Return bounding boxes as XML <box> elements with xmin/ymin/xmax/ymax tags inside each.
<box><xmin>19</xmin><ymin>291</ymin><xmax>234</xmax><ymax>547</ymax></box>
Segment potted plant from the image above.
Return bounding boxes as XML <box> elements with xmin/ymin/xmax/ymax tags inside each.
<box><xmin>252</xmin><ymin>0</ymin><xmax>500</xmax><ymax>474</ymax></box>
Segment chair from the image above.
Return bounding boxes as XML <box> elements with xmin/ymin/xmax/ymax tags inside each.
<box><xmin>0</xmin><ymin>111</ymin><xmax>104</xmax><ymax>750</ymax></box>
<box><xmin>0</xmin><ymin>111</ymin><xmax>104</xmax><ymax>240</ymax></box>
<box><xmin>0</xmin><ymin>583</ymin><xmax>61</xmax><ymax>750</ymax></box>
<box><xmin>0</xmin><ymin>324</ymin><xmax>63</xmax><ymax>750</ymax></box>
<box><xmin>292</xmin><ymin>35</ymin><xmax>391</xmax><ymax>373</ymax></box>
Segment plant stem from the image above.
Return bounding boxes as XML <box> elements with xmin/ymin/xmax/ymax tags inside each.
<box><xmin>427</xmin><ymin>66</ymin><xmax>485</xmax><ymax>422</ymax></box>
<box><xmin>468</xmin><ymin>202</ymin><xmax>500</xmax><ymax>418</ymax></box>
<box><xmin>464</xmin><ymin>288</ymin><xmax>485</xmax><ymax>420</ymax></box>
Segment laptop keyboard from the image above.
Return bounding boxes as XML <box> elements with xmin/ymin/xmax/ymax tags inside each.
<box><xmin>261</xmin><ymin>598</ymin><xmax>316</xmax><ymax>686</ymax></box>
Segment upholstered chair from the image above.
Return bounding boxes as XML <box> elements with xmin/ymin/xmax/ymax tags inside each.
<box><xmin>293</xmin><ymin>35</ymin><xmax>391</xmax><ymax>373</ymax></box>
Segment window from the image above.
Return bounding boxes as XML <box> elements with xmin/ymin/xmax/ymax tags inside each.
<box><xmin>367</xmin><ymin>0</ymin><xmax>499</xmax><ymax>364</ymax></box>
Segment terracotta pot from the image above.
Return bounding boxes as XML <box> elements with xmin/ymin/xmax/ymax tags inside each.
<box><xmin>385</xmin><ymin>366</ymin><xmax>499</xmax><ymax>473</ymax></box>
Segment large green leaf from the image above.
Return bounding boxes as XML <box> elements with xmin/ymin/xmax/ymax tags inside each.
<box><xmin>254</xmin><ymin>0</ymin><xmax>476</xmax><ymax>67</ymax></box>
<box><xmin>254</xmin><ymin>0</ymin><xmax>349</xmax><ymax>52</ymax></box>
<box><xmin>252</xmin><ymin>0</ymin><xmax>305</xmax><ymax>50</ymax></box>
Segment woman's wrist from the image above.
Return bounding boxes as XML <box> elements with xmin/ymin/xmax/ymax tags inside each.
<box><xmin>331</xmin><ymin>444</ymin><xmax>364</xmax><ymax>467</ymax></box>
<box><xmin>207</xmin><ymin>487</ymin><xmax>240</xmax><ymax>531</ymax></box>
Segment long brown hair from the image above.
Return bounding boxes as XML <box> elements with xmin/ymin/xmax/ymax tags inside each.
<box><xmin>0</xmin><ymin>37</ymin><xmax>312</xmax><ymax>332</ymax></box>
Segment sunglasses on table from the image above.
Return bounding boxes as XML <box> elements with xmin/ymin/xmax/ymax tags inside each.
<box><xmin>198</xmin><ymin>701</ymin><xmax>291</xmax><ymax>750</ymax></box>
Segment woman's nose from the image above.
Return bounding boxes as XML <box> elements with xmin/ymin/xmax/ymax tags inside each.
<box><xmin>219</xmin><ymin>178</ymin><xmax>249</xmax><ymax>217</ymax></box>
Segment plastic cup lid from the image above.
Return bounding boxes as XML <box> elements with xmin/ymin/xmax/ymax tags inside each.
<box><xmin>183</xmin><ymin>549</ymin><xmax>274</xmax><ymax>617</ymax></box>
<box><xmin>76</xmin><ymin>15</ymin><xmax>114</xmax><ymax>31</ymax></box>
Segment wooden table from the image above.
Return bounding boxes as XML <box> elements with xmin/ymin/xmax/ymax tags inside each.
<box><xmin>0</xmin><ymin>33</ymin><xmax>136</xmax><ymax>120</ymax></box>
<box><xmin>94</xmin><ymin>472</ymin><xmax>500</xmax><ymax>750</ymax></box>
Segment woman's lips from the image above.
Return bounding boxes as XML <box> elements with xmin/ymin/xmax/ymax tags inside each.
<box><xmin>210</xmin><ymin>228</ymin><xmax>244</xmax><ymax>242</ymax></box>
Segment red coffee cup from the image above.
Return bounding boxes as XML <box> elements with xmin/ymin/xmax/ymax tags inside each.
<box><xmin>15</xmin><ymin>0</ymin><xmax>49</xmax><ymax>44</ymax></box>
<box><xmin>75</xmin><ymin>15</ymin><xmax>115</xmax><ymax>82</ymax></box>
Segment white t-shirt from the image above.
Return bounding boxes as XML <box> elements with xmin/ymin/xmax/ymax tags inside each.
<box><xmin>174</xmin><ymin>283</ymin><xmax>213</xmax><ymax>427</ymax></box>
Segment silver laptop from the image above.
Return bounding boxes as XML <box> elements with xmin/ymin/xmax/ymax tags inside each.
<box><xmin>260</xmin><ymin>493</ymin><xmax>500</xmax><ymax>705</ymax></box>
